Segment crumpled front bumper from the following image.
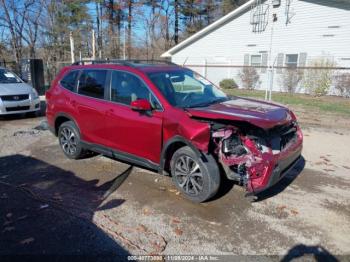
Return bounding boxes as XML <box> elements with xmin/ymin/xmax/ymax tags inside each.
<box><xmin>246</xmin><ymin>128</ymin><xmax>303</xmax><ymax>194</ymax></box>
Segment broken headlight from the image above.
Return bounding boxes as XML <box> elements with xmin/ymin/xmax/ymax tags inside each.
<box><xmin>222</xmin><ymin>136</ymin><xmax>247</xmax><ymax>156</ymax></box>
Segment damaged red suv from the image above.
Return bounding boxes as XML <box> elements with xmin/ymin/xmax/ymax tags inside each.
<box><xmin>46</xmin><ymin>60</ymin><xmax>303</xmax><ymax>202</ymax></box>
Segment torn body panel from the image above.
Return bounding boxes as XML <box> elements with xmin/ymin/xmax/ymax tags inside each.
<box><xmin>212</xmin><ymin>122</ymin><xmax>303</xmax><ymax>194</ymax></box>
<box><xmin>162</xmin><ymin>109</ymin><xmax>211</xmax><ymax>153</ymax></box>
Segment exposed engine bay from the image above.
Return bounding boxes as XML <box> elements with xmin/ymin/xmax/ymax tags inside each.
<box><xmin>210</xmin><ymin>121</ymin><xmax>303</xmax><ymax>194</ymax></box>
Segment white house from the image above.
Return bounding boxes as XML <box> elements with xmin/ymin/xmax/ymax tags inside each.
<box><xmin>161</xmin><ymin>0</ymin><xmax>350</xmax><ymax>93</ymax></box>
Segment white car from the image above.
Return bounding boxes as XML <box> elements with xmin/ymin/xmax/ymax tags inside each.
<box><xmin>0</xmin><ymin>67</ymin><xmax>40</xmax><ymax>116</ymax></box>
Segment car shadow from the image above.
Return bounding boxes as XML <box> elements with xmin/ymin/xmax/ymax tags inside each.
<box><xmin>0</xmin><ymin>154</ymin><xmax>131</xmax><ymax>260</ymax></box>
<box><xmin>281</xmin><ymin>244</ymin><xmax>339</xmax><ymax>262</ymax></box>
<box><xmin>255</xmin><ymin>156</ymin><xmax>306</xmax><ymax>202</ymax></box>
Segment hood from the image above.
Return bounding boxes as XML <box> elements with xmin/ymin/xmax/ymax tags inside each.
<box><xmin>187</xmin><ymin>97</ymin><xmax>292</xmax><ymax>129</ymax></box>
<box><xmin>0</xmin><ymin>83</ymin><xmax>32</xmax><ymax>95</ymax></box>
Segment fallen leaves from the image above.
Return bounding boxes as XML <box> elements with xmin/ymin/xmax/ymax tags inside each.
<box><xmin>2</xmin><ymin>226</ymin><xmax>15</xmax><ymax>233</ymax></box>
<box><xmin>275</xmin><ymin>205</ymin><xmax>300</xmax><ymax>217</ymax></box>
<box><xmin>38</xmin><ymin>204</ymin><xmax>49</xmax><ymax>210</ymax></box>
<box><xmin>290</xmin><ymin>209</ymin><xmax>299</xmax><ymax>215</ymax></box>
<box><xmin>171</xmin><ymin>218</ymin><xmax>181</xmax><ymax>224</ymax></box>
<box><xmin>174</xmin><ymin>227</ymin><xmax>183</xmax><ymax>236</ymax></box>
<box><xmin>142</xmin><ymin>207</ymin><xmax>152</xmax><ymax>216</ymax></box>
<box><xmin>20</xmin><ymin>237</ymin><xmax>35</xmax><ymax>245</ymax></box>
<box><xmin>137</xmin><ymin>224</ymin><xmax>148</xmax><ymax>233</ymax></box>
<box><xmin>0</xmin><ymin>193</ymin><xmax>8</xmax><ymax>199</ymax></box>
<box><xmin>52</xmin><ymin>193</ymin><xmax>63</xmax><ymax>201</ymax></box>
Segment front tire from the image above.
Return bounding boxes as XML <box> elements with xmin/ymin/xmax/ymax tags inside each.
<box><xmin>170</xmin><ymin>146</ymin><xmax>220</xmax><ymax>203</ymax></box>
<box><xmin>58</xmin><ymin>121</ymin><xmax>86</xmax><ymax>159</ymax></box>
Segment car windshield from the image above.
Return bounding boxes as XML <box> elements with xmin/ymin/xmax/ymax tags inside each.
<box><xmin>147</xmin><ymin>69</ymin><xmax>229</xmax><ymax>108</ymax></box>
<box><xmin>0</xmin><ymin>69</ymin><xmax>22</xmax><ymax>84</ymax></box>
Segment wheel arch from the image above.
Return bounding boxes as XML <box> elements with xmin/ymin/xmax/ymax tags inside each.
<box><xmin>159</xmin><ymin>135</ymin><xmax>205</xmax><ymax>175</ymax></box>
<box><xmin>54</xmin><ymin>113</ymin><xmax>81</xmax><ymax>136</ymax></box>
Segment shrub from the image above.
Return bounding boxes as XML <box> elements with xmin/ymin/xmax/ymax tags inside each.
<box><xmin>303</xmin><ymin>57</ymin><xmax>336</xmax><ymax>96</ymax></box>
<box><xmin>219</xmin><ymin>78</ymin><xmax>238</xmax><ymax>89</ymax></box>
<box><xmin>334</xmin><ymin>72</ymin><xmax>350</xmax><ymax>97</ymax></box>
<box><xmin>238</xmin><ymin>67</ymin><xmax>260</xmax><ymax>90</ymax></box>
<box><xmin>279</xmin><ymin>68</ymin><xmax>303</xmax><ymax>94</ymax></box>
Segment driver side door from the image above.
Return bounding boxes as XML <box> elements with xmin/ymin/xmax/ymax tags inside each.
<box><xmin>104</xmin><ymin>70</ymin><xmax>163</xmax><ymax>164</ymax></box>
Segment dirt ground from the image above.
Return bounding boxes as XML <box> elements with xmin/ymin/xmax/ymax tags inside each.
<box><xmin>0</xmin><ymin>106</ymin><xmax>349</xmax><ymax>261</ymax></box>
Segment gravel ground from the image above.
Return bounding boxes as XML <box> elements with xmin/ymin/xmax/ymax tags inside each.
<box><xmin>0</xmin><ymin>113</ymin><xmax>349</xmax><ymax>261</ymax></box>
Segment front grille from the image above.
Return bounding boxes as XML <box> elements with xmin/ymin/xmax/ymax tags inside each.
<box><xmin>268</xmin><ymin>123</ymin><xmax>297</xmax><ymax>151</ymax></box>
<box><xmin>6</xmin><ymin>106</ymin><xmax>30</xmax><ymax>112</ymax></box>
<box><xmin>280</xmin><ymin>129</ymin><xmax>297</xmax><ymax>150</ymax></box>
<box><xmin>1</xmin><ymin>94</ymin><xmax>29</xmax><ymax>101</ymax></box>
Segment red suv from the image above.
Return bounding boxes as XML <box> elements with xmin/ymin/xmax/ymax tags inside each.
<box><xmin>46</xmin><ymin>60</ymin><xmax>303</xmax><ymax>202</ymax></box>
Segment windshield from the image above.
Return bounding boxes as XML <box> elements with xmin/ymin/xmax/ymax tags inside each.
<box><xmin>0</xmin><ymin>69</ymin><xmax>22</xmax><ymax>84</ymax></box>
<box><xmin>147</xmin><ymin>69</ymin><xmax>228</xmax><ymax>108</ymax></box>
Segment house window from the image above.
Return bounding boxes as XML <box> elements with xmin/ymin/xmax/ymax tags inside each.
<box><xmin>250</xmin><ymin>55</ymin><xmax>262</xmax><ymax>67</ymax></box>
<box><xmin>285</xmin><ymin>54</ymin><xmax>298</xmax><ymax>68</ymax></box>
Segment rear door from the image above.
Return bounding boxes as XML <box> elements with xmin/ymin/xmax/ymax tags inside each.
<box><xmin>103</xmin><ymin>70</ymin><xmax>163</xmax><ymax>164</ymax></box>
<box><xmin>75</xmin><ymin>69</ymin><xmax>110</xmax><ymax>146</ymax></box>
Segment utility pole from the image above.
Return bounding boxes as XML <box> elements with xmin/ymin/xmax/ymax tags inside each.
<box><xmin>266</xmin><ymin>0</ymin><xmax>277</xmax><ymax>101</ymax></box>
<box><xmin>69</xmin><ymin>32</ymin><xmax>75</xmax><ymax>63</ymax></box>
<box><xmin>92</xmin><ymin>29</ymin><xmax>96</xmax><ymax>60</ymax></box>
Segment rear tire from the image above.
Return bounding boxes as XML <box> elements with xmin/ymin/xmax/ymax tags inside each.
<box><xmin>58</xmin><ymin>121</ymin><xmax>87</xmax><ymax>159</ymax></box>
<box><xmin>170</xmin><ymin>146</ymin><xmax>220</xmax><ymax>203</ymax></box>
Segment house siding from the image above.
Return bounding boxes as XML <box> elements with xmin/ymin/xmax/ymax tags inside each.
<box><xmin>170</xmin><ymin>0</ymin><xmax>350</xmax><ymax>93</ymax></box>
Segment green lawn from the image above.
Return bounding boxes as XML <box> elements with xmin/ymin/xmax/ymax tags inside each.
<box><xmin>224</xmin><ymin>89</ymin><xmax>350</xmax><ymax>117</ymax></box>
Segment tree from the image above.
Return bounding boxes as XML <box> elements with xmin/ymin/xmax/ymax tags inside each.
<box><xmin>304</xmin><ymin>57</ymin><xmax>336</xmax><ymax>96</ymax></box>
<box><xmin>0</xmin><ymin>0</ymin><xmax>37</xmax><ymax>63</ymax></box>
<box><xmin>174</xmin><ymin>0</ymin><xmax>179</xmax><ymax>44</ymax></box>
<box><xmin>127</xmin><ymin>0</ymin><xmax>133</xmax><ymax>58</ymax></box>
<box><xmin>238</xmin><ymin>67</ymin><xmax>260</xmax><ymax>90</ymax></box>
<box><xmin>280</xmin><ymin>69</ymin><xmax>303</xmax><ymax>94</ymax></box>
<box><xmin>221</xmin><ymin>0</ymin><xmax>248</xmax><ymax>15</ymax></box>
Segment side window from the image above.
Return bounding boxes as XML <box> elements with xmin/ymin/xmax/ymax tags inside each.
<box><xmin>110</xmin><ymin>71</ymin><xmax>161</xmax><ymax>109</ymax></box>
<box><xmin>60</xmin><ymin>71</ymin><xmax>78</xmax><ymax>91</ymax></box>
<box><xmin>78</xmin><ymin>70</ymin><xmax>107</xmax><ymax>99</ymax></box>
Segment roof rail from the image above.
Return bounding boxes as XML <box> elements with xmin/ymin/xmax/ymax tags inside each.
<box><xmin>71</xmin><ymin>59</ymin><xmax>133</xmax><ymax>66</ymax></box>
<box><xmin>71</xmin><ymin>59</ymin><xmax>176</xmax><ymax>66</ymax></box>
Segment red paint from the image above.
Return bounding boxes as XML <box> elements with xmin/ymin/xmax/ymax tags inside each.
<box><xmin>46</xmin><ymin>63</ymin><xmax>303</xmax><ymax>195</ymax></box>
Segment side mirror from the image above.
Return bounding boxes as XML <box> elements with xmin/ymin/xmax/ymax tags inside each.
<box><xmin>130</xmin><ymin>99</ymin><xmax>152</xmax><ymax>111</ymax></box>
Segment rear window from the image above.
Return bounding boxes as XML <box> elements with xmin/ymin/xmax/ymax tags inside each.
<box><xmin>78</xmin><ymin>70</ymin><xmax>107</xmax><ymax>99</ymax></box>
<box><xmin>60</xmin><ymin>71</ymin><xmax>78</xmax><ymax>91</ymax></box>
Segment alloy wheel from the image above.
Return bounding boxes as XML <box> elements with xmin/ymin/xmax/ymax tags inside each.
<box><xmin>59</xmin><ymin>127</ymin><xmax>77</xmax><ymax>155</ymax></box>
<box><xmin>174</xmin><ymin>155</ymin><xmax>204</xmax><ymax>196</ymax></box>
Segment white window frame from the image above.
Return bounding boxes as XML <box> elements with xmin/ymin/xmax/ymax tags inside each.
<box><xmin>250</xmin><ymin>54</ymin><xmax>262</xmax><ymax>67</ymax></box>
<box><xmin>285</xmin><ymin>54</ymin><xmax>299</xmax><ymax>68</ymax></box>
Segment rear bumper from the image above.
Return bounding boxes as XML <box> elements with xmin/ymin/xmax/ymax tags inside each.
<box><xmin>0</xmin><ymin>97</ymin><xmax>40</xmax><ymax>115</ymax></box>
